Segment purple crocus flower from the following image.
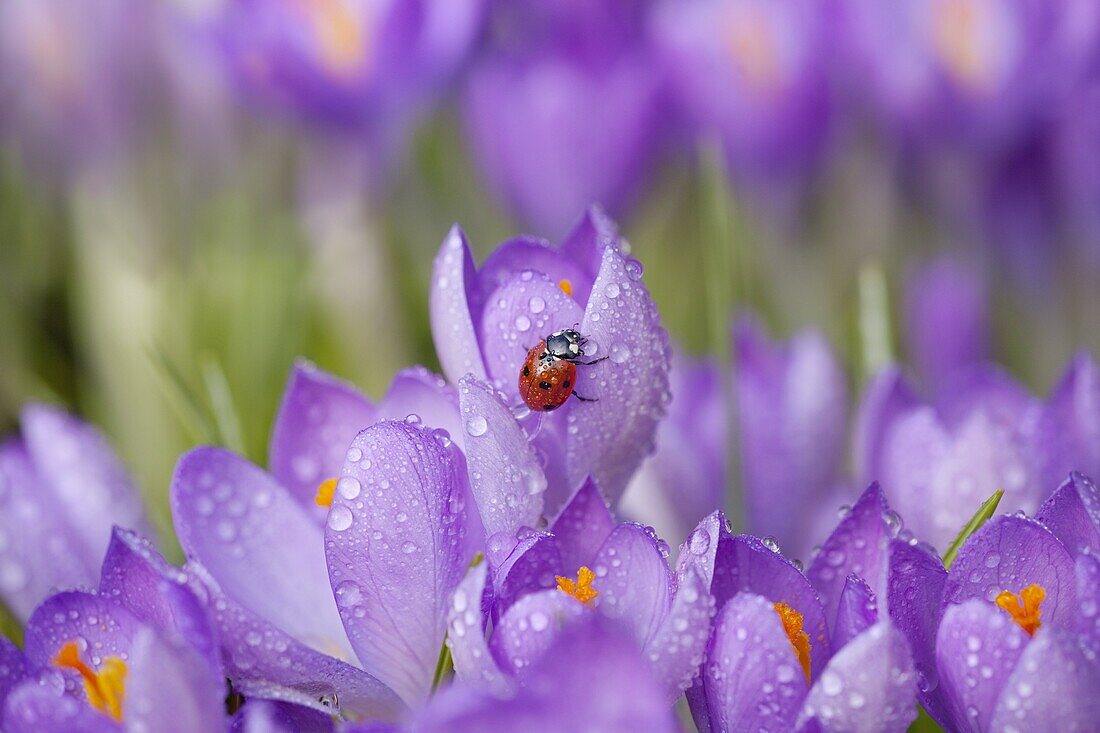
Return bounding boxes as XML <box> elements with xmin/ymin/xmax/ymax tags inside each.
<box><xmin>445</xmin><ymin>479</ymin><xmax>715</xmax><ymax>702</ymax></box>
<box><xmin>679</xmin><ymin>493</ymin><xmax>919</xmax><ymax>733</ymax></box>
<box><xmin>1</xmin><ymin>527</ymin><xmax>226</xmax><ymax>732</ymax></box>
<box><xmin>429</xmin><ymin>208</ymin><xmax>671</xmax><ymax>511</ymax></box>
<box><xmin>1033</xmin><ymin>352</ymin><xmax>1100</xmax><ymax>494</ymax></box>
<box><xmin>888</xmin><ymin>473</ymin><xmax>1100</xmax><ymax>730</ymax></box>
<box><xmin>735</xmin><ymin>317</ymin><xmax>849</xmax><ymax>559</ymax></box>
<box><xmin>0</xmin><ymin>404</ymin><xmax>153</xmax><ymax>621</ymax></box>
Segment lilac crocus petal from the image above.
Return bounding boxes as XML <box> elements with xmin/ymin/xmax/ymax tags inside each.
<box><xmin>559</xmin><ymin>206</ymin><xmax>619</xmax><ymax>291</ymax></box>
<box><xmin>189</xmin><ymin>562</ymin><xmax>403</xmax><ymax>721</ymax></box>
<box><xmin>491</xmin><ymin>531</ymin><xmax>563</xmax><ymax>615</ymax></box>
<box><xmin>0</xmin><ymin>440</ymin><xmax>95</xmax><ymax>620</ymax></box>
<box><xmin>853</xmin><ymin>367</ymin><xmax>919</xmax><ymax>485</ymax></box>
<box><xmin>1036</xmin><ymin>353</ymin><xmax>1100</xmax><ymax>490</ymax></box>
<box><xmin>488</xmin><ymin>589</ymin><xmax>584</xmax><ymax>676</ymax></box>
<box><xmin>644</xmin><ymin>565</ymin><xmax>715</xmax><ymax>700</ymax></box>
<box><xmin>21</xmin><ymin>404</ymin><xmax>152</xmax><ymax>564</ymax></box>
<box><xmin>172</xmin><ymin>448</ymin><xmax>353</xmax><ymax>660</ymax></box>
<box><xmin>445</xmin><ymin>563</ymin><xmax>512</xmax><ymax>696</ymax></box>
<box><xmin>694</xmin><ymin>592</ymin><xmax>809</xmax><ymax>733</ymax></box>
<box><xmin>567</xmin><ymin>244</ymin><xmax>671</xmax><ymax>502</ymax></box>
<box><xmin>886</xmin><ymin>539</ymin><xmax>947</xmax><ymax>720</ymax></box>
<box><xmin>807</xmin><ymin>483</ymin><xmax>890</xmax><ymax>635</ymax></box>
<box><xmin>799</xmin><ymin>622</ymin><xmax>917</xmax><ymax>733</ymax></box>
<box><xmin>904</xmin><ymin>259</ymin><xmax>990</xmax><ymax>393</ymax></box>
<box><xmin>934</xmin><ymin>599</ymin><xmax>1028</xmax><ymax>732</ymax></box>
<box><xmin>415</xmin><ymin>615</ymin><xmax>679</xmax><ymax>733</ymax></box>
<box><xmin>326</xmin><ymin>422</ymin><xmax>470</xmax><ymax>705</ymax></box>
<box><xmin>457</xmin><ymin>376</ymin><xmax>546</xmax><ymax>538</ymax></box>
<box><xmin>1076</xmin><ymin>553</ymin><xmax>1100</xmax><ymax>657</ymax></box>
<box><xmin>478</xmin><ymin>271</ymin><xmax>585</xmax><ymax>395</ymax></box>
<box><xmin>944</xmin><ymin>515</ymin><xmax>1077</xmax><ymax>629</ymax></box>
<box><xmin>22</xmin><ymin>591</ymin><xmax>140</xmax><ymax>673</ymax></box>
<box><xmin>735</xmin><ymin>318</ymin><xmax>848</xmax><ymax>555</ymax></box>
<box><xmin>430</xmin><ymin>226</ymin><xmax>487</xmax><ymax>386</ymax></box>
<box><xmin>991</xmin><ymin>627</ymin><xmax>1100</xmax><ymax>731</ymax></box>
<box><xmin>1036</xmin><ymin>472</ymin><xmax>1100</xmax><ymax>557</ymax></box>
<box><xmin>377</xmin><ymin>368</ymin><xmax>464</xmax><ymax>452</ymax></box>
<box><xmin>476</xmin><ymin>236</ymin><xmax>595</xmax><ymax>311</ymax></box>
<box><xmin>231</xmin><ymin>699</ymin><xmax>336</xmax><ymax>733</ymax></box>
<box><xmin>0</xmin><ymin>636</ymin><xmax>25</xmax><ymax>710</ymax></box>
<box><xmin>550</xmin><ymin>478</ymin><xmax>616</xmax><ymax>571</ymax></box>
<box><xmin>99</xmin><ymin>528</ymin><xmax>219</xmax><ymax>671</ymax></box>
<box><xmin>591</xmin><ymin>523</ymin><xmax>672</xmax><ymax>646</ymax></box>
<box><xmin>124</xmin><ymin>627</ymin><xmax>227</xmax><ymax>733</ymax></box>
<box><xmin>833</xmin><ymin>575</ymin><xmax>878</xmax><ymax>650</ymax></box>
<box><xmin>2</xmin><ymin>680</ymin><xmax>119</xmax><ymax>733</ymax></box>
<box><xmin>269</xmin><ymin>361</ymin><xmax>377</xmax><ymax>509</ymax></box>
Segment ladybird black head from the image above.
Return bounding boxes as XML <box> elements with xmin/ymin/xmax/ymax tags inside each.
<box><xmin>545</xmin><ymin>329</ymin><xmax>584</xmax><ymax>360</ymax></box>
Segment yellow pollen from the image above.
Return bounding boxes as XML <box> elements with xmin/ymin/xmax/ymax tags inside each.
<box><xmin>315</xmin><ymin>478</ymin><xmax>338</xmax><ymax>507</ymax></box>
<box><xmin>933</xmin><ymin>0</ymin><xmax>988</xmax><ymax>90</ymax></box>
<box><xmin>556</xmin><ymin>566</ymin><xmax>598</xmax><ymax>605</ymax></box>
<box><xmin>302</xmin><ymin>0</ymin><xmax>368</xmax><ymax>76</ymax></box>
<box><xmin>774</xmin><ymin>602</ymin><xmax>811</xmax><ymax>682</ymax></box>
<box><xmin>995</xmin><ymin>584</ymin><xmax>1045</xmax><ymax>636</ymax></box>
<box><xmin>53</xmin><ymin>641</ymin><xmax>127</xmax><ymax>721</ymax></box>
<box><xmin>558</xmin><ymin>279</ymin><xmax>574</xmax><ymax>297</ymax></box>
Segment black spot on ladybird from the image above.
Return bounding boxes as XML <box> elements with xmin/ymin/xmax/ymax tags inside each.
<box><xmin>538</xmin><ymin>381</ymin><xmax>552</xmax><ymax>390</ymax></box>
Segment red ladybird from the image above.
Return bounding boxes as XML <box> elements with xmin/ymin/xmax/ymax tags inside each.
<box><xmin>519</xmin><ymin>328</ymin><xmax>606</xmax><ymax>412</ymax></box>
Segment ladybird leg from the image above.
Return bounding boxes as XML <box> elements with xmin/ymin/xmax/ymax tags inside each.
<box><xmin>572</xmin><ymin>356</ymin><xmax>609</xmax><ymax>366</ymax></box>
<box><xmin>572</xmin><ymin>392</ymin><xmax>598</xmax><ymax>403</ymax></box>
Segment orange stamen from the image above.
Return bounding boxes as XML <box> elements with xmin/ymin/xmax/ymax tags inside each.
<box><xmin>995</xmin><ymin>584</ymin><xmax>1045</xmax><ymax>636</ymax></box>
<box><xmin>558</xmin><ymin>279</ymin><xmax>574</xmax><ymax>297</ymax></box>
<box><xmin>53</xmin><ymin>641</ymin><xmax>127</xmax><ymax>721</ymax></box>
<box><xmin>774</xmin><ymin>602</ymin><xmax>812</xmax><ymax>682</ymax></box>
<box><xmin>315</xmin><ymin>478</ymin><xmax>338</xmax><ymax>507</ymax></box>
<box><xmin>556</xmin><ymin>566</ymin><xmax>598</xmax><ymax>605</ymax></box>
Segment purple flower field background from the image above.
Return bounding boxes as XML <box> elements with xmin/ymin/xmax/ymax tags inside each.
<box><xmin>1</xmin><ymin>1</ymin><xmax>1100</xmax><ymax>731</ymax></box>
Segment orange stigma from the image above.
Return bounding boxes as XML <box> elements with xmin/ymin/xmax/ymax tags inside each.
<box><xmin>995</xmin><ymin>584</ymin><xmax>1045</xmax><ymax>636</ymax></box>
<box><xmin>53</xmin><ymin>641</ymin><xmax>127</xmax><ymax>721</ymax></box>
<box><xmin>315</xmin><ymin>478</ymin><xmax>338</xmax><ymax>507</ymax></box>
<box><xmin>774</xmin><ymin>602</ymin><xmax>811</xmax><ymax>682</ymax></box>
<box><xmin>558</xmin><ymin>279</ymin><xmax>573</xmax><ymax>297</ymax></box>
<box><xmin>556</xmin><ymin>566</ymin><xmax>598</xmax><ymax>605</ymax></box>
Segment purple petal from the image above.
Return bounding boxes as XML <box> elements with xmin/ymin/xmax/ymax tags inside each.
<box><xmin>99</xmin><ymin>528</ymin><xmax>219</xmax><ymax>672</ymax></box>
<box><xmin>376</xmin><ymin>367</ymin><xmax>464</xmax><ymax>454</ymax></box>
<box><xmin>0</xmin><ymin>636</ymin><xmax>26</xmax><ymax>710</ymax></box>
<box><xmin>171</xmin><ymin>448</ymin><xmax>353</xmax><ymax>660</ymax></box>
<box><xmin>415</xmin><ymin>615</ymin><xmax>678</xmax><ymax>733</ymax></box>
<box><xmin>558</xmin><ymin>206</ymin><xmax>619</xmax><ymax>292</ymax></box>
<box><xmin>474</xmin><ymin>237</ymin><xmax>594</xmax><ymax>324</ymax></box>
<box><xmin>488</xmin><ymin>588</ymin><xmax>584</xmax><ymax>676</ymax></box>
<box><xmin>1075</xmin><ymin>553</ymin><xmax>1100</xmax><ymax>659</ymax></box>
<box><xmin>430</xmin><ymin>226</ymin><xmax>487</xmax><ymax>386</ymax></box>
<box><xmin>853</xmin><ymin>367</ymin><xmax>919</xmax><ymax>486</ymax></box>
<box><xmin>566</xmin><ymin>243</ymin><xmax>671</xmax><ymax>503</ymax></box>
<box><xmin>491</xmin><ymin>531</ymin><xmax>563</xmax><ymax>617</ymax></box>
<box><xmin>21</xmin><ymin>404</ymin><xmax>152</xmax><ymax>565</ymax></box>
<box><xmin>325</xmin><ymin>422</ymin><xmax>471</xmax><ymax>705</ymax></box>
<box><xmin>268</xmin><ymin>361</ymin><xmax>377</xmax><ymax>512</ymax></box>
<box><xmin>2</xmin><ymin>680</ymin><xmax>119</xmax><ymax>733</ymax></box>
<box><xmin>477</xmin><ymin>271</ymin><xmax>585</xmax><ymax>398</ymax></box>
<box><xmin>934</xmin><ymin>599</ymin><xmax>1029</xmax><ymax>732</ymax></box>
<box><xmin>124</xmin><ymin>627</ymin><xmax>227</xmax><ymax>733</ymax></box>
<box><xmin>1035</xmin><ymin>352</ymin><xmax>1100</xmax><ymax>492</ymax></box>
<box><xmin>799</xmin><ymin>622</ymin><xmax>917</xmax><ymax>733</ymax></box>
<box><xmin>933</xmin><ymin>366</ymin><xmax>1039</xmax><ymax>431</ymax></box>
<box><xmin>550</xmin><ymin>478</ymin><xmax>616</xmax><ymax>571</ymax></box>
<box><xmin>944</xmin><ymin>515</ymin><xmax>1078</xmax><ymax>629</ymax></box>
<box><xmin>1035</xmin><ymin>472</ymin><xmax>1100</xmax><ymax>558</ymax></box>
<box><xmin>833</xmin><ymin>575</ymin><xmax>878</xmax><ymax>650</ymax></box>
<box><xmin>735</xmin><ymin>318</ymin><xmax>848</xmax><ymax>556</ymax></box>
<box><xmin>990</xmin><ymin>627</ymin><xmax>1100</xmax><ymax>730</ymax></box>
<box><xmin>886</xmin><ymin>539</ymin><xmax>948</xmax><ymax>721</ymax></box>
<box><xmin>188</xmin><ymin>561</ymin><xmax>402</xmax><ymax>721</ymax></box>
<box><xmin>457</xmin><ymin>376</ymin><xmax>547</xmax><ymax>538</ymax></box>
<box><xmin>807</xmin><ymin>483</ymin><xmax>890</xmax><ymax>635</ymax></box>
<box><xmin>231</xmin><ymin>699</ymin><xmax>336</xmax><ymax>733</ymax></box>
<box><xmin>693</xmin><ymin>592</ymin><xmax>809</xmax><ymax>733</ymax></box>
<box><xmin>444</xmin><ymin>563</ymin><xmax>511</xmax><ymax>696</ymax></box>
<box><xmin>591</xmin><ymin>523</ymin><xmax>673</xmax><ymax>647</ymax></box>
<box><xmin>0</xmin><ymin>440</ymin><xmax>97</xmax><ymax>620</ymax></box>
<box><xmin>644</xmin><ymin>565</ymin><xmax>715</xmax><ymax>701</ymax></box>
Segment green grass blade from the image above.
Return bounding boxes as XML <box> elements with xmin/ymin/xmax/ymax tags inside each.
<box><xmin>942</xmin><ymin>489</ymin><xmax>1004</xmax><ymax>569</ymax></box>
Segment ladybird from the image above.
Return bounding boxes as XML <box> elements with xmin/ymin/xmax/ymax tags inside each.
<box><xmin>518</xmin><ymin>328</ymin><xmax>606</xmax><ymax>412</ymax></box>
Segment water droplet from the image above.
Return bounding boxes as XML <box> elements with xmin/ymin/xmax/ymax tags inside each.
<box><xmin>821</xmin><ymin>671</ymin><xmax>843</xmax><ymax>696</ymax></box>
<box><xmin>529</xmin><ymin>296</ymin><xmax>546</xmax><ymax>314</ymax></box>
<box><xmin>402</xmin><ymin>541</ymin><xmax>418</xmax><ymax>554</ymax></box>
<box><xmin>625</xmin><ymin>259</ymin><xmax>644</xmax><ymax>279</ymax></box>
<box><xmin>337</xmin><ymin>477</ymin><xmax>361</xmax><ymax>500</ymax></box>
<box><xmin>328</xmin><ymin>506</ymin><xmax>353</xmax><ymax>531</ymax></box>
<box><xmin>689</xmin><ymin>528</ymin><xmax>711</xmax><ymax>555</ymax></box>
<box><xmin>610</xmin><ymin>342</ymin><xmax>630</xmax><ymax>364</ymax></box>
<box><xmin>431</xmin><ymin>428</ymin><xmax>453</xmax><ymax>448</ymax></box>
<box><xmin>530</xmin><ymin>611</ymin><xmax>549</xmax><ymax>631</ymax></box>
<box><xmin>465</xmin><ymin>415</ymin><xmax>488</xmax><ymax>437</ymax></box>
<box><xmin>604</xmin><ymin>283</ymin><xmax>620</xmax><ymax>299</ymax></box>
<box><xmin>346</xmin><ymin>447</ymin><xmax>363</xmax><ymax>463</ymax></box>
<box><xmin>405</xmin><ymin>413</ymin><xmax>422</xmax><ymax>426</ymax></box>
<box><xmin>334</xmin><ymin>580</ymin><xmax>362</xmax><ymax>608</ymax></box>
<box><xmin>762</xmin><ymin>536</ymin><xmax>780</xmax><ymax>553</ymax></box>
<box><xmin>515</xmin><ymin>315</ymin><xmax>532</xmax><ymax>332</ymax></box>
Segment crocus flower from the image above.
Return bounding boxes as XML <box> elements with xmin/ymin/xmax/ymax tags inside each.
<box><xmin>430</xmin><ymin>208</ymin><xmax>671</xmax><ymax>511</ymax></box>
<box><xmin>0</xmin><ymin>404</ymin><xmax>153</xmax><ymax>621</ymax></box>
<box><xmin>652</xmin><ymin>0</ymin><xmax>833</xmax><ymax>188</ymax></box>
<box><xmin>1</xmin><ymin>527</ymin><xmax>226</xmax><ymax>732</ymax></box>
<box><xmin>1033</xmin><ymin>351</ymin><xmax>1100</xmax><ymax>493</ymax></box>
<box><xmin>445</xmin><ymin>480</ymin><xmax>715</xmax><ymax>702</ymax></box>
<box><xmin>735</xmin><ymin>317</ymin><xmax>849</xmax><ymax>559</ymax></box>
<box><xmin>888</xmin><ymin>473</ymin><xmax>1100</xmax><ymax>730</ymax></box>
<box><xmin>620</xmin><ymin>350</ymin><xmax>727</xmax><ymax>548</ymax></box>
<box><xmin>679</xmin><ymin>495</ymin><xmax>919</xmax><ymax>733</ymax></box>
